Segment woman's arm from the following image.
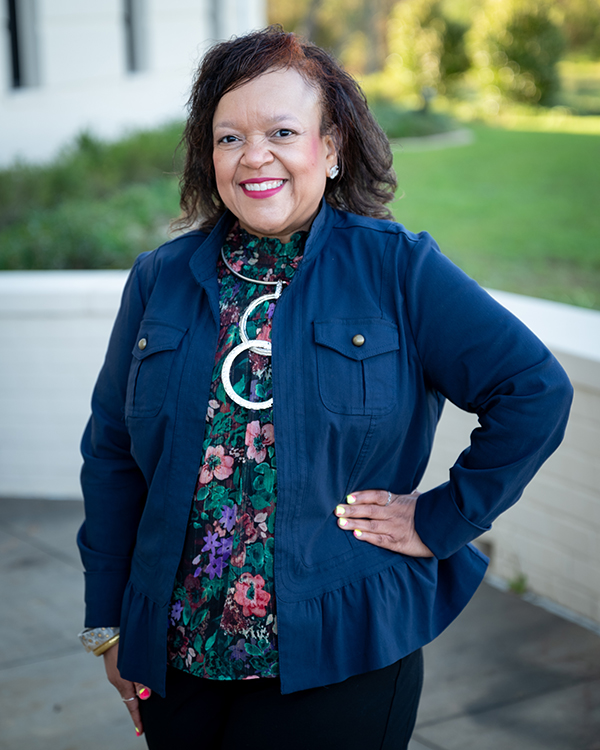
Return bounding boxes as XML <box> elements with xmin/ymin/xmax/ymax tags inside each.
<box><xmin>337</xmin><ymin>232</ymin><xmax>572</xmax><ymax>558</ymax></box>
<box><xmin>78</xmin><ymin>253</ymin><xmax>154</xmax><ymax>624</ymax></box>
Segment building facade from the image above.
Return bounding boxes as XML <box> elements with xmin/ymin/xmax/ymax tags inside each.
<box><xmin>0</xmin><ymin>0</ymin><xmax>266</xmax><ymax>166</ymax></box>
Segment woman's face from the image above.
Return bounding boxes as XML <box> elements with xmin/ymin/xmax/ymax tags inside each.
<box><xmin>212</xmin><ymin>67</ymin><xmax>337</xmax><ymax>242</ymax></box>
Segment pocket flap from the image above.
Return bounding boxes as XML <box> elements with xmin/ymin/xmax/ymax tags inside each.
<box><xmin>131</xmin><ymin>320</ymin><xmax>187</xmax><ymax>361</ymax></box>
<box><xmin>314</xmin><ymin>319</ymin><xmax>399</xmax><ymax>361</ymax></box>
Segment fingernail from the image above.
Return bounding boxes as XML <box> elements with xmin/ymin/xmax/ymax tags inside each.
<box><xmin>138</xmin><ymin>688</ymin><xmax>150</xmax><ymax>699</ymax></box>
<box><xmin>135</xmin><ymin>727</ymin><xmax>142</xmax><ymax>737</ymax></box>
<box><xmin>354</xmin><ymin>529</ymin><xmax>363</xmax><ymax>538</ymax></box>
<box><xmin>347</xmin><ymin>494</ymin><xmax>356</xmax><ymax>504</ymax></box>
<box><xmin>335</xmin><ymin>505</ymin><xmax>345</xmax><ymax>516</ymax></box>
<box><xmin>338</xmin><ymin>518</ymin><xmax>348</xmax><ymax>527</ymax></box>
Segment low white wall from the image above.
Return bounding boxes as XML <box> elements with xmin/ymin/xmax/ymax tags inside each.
<box><xmin>0</xmin><ymin>271</ymin><xmax>127</xmax><ymax>498</ymax></box>
<box><xmin>1</xmin><ymin>273</ymin><xmax>599</xmax><ymax>626</ymax></box>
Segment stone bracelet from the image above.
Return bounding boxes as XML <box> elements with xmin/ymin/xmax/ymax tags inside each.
<box><xmin>78</xmin><ymin>626</ymin><xmax>120</xmax><ymax>656</ymax></box>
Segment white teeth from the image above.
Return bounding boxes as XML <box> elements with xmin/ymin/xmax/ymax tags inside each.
<box><xmin>243</xmin><ymin>180</ymin><xmax>284</xmax><ymax>192</ymax></box>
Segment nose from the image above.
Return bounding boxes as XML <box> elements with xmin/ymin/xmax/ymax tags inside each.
<box><xmin>241</xmin><ymin>137</ymin><xmax>274</xmax><ymax>169</ymax></box>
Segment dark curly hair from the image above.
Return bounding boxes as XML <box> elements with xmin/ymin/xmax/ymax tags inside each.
<box><xmin>175</xmin><ymin>26</ymin><xmax>397</xmax><ymax>231</ymax></box>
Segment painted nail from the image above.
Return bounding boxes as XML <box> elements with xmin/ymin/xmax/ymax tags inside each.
<box><xmin>354</xmin><ymin>529</ymin><xmax>363</xmax><ymax>538</ymax></box>
<box><xmin>335</xmin><ymin>505</ymin><xmax>345</xmax><ymax>516</ymax></box>
<box><xmin>346</xmin><ymin>494</ymin><xmax>356</xmax><ymax>504</ymax></box>
<box><xmin>338</xmin><ymin>518</ymin><xmax>348</xmax><ymax>527</ymax></box>
<box><xmin>135</xmin><ymin>727</ymin><xmax>142</xmax><ymax>737</ymax></box>
<box><xmin>138</xmin><ymin>688</ymin><xmax>150</xmax><ymax>699</ymax></box>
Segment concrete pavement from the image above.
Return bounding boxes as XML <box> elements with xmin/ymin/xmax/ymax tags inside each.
<box><xmin>1</xmin><ymin>497</ymin><xmax>599</xmax><ymax>750</ymax></box>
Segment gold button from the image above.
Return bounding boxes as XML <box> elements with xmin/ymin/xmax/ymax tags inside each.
<box><xmin>352</xmin><ymin>334</ymin><xmax>365</xmax><ymax>347</ymax></box>
<box><xmin>138</xmin><ymin>338</ymin><xmax>147</xmax><ymax>350</ymax></box>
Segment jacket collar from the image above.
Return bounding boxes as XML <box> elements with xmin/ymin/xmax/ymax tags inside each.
<box><xmin>188</xmin><ymin>199</ymin><xmax>337</xmax><ymax>285</ymax></box>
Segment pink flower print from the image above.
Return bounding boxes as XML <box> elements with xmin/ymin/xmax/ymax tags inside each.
<box><xmin>206</xmin><ymin>399</ymin><xmax>220</xmax><ymax>422</ymax></box>
<box><xmin>199</xmin><ymin>445</ymin><xmax>234</xmax><ymax>484</ymax></box>
<box><xmin>234</xmin><ymin>573</ymin><xmax>271</xmax><ymax>618</ymax></box>
<box><xmin>245</xmin><ymin>422</ymin><xmax>275</xmax><ymax>464</ymax></box>
<box><xmin>255</xmin><ymin>321</ymin><xmax>272</xmax><ymax>342</ymax></box>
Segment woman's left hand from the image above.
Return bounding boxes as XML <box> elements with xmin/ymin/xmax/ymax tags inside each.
<box><xmin>335</xmin><ymin>490</ymin><xmax>434</xmax><ymax>558</ymax></box>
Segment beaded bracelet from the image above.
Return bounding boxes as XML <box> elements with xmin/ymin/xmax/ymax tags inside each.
<box><xmin>78</xmin><ymin>626</ymin><xmax>120</xmax><ymax>656</ymax></box>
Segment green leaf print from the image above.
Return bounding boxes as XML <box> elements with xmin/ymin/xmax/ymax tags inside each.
<box><xmin>204</xmin><ymin>631</ymin><xmax>218</xmax><ymax>652</ymax></box>
<box><xmin>246</xmin><ymin>542</ymin><xmax>265</xmax><ymax>571</ymax></box>
<box><xmin>250</xmin><ymin>490</ymin><xmax>273</xmax><ymax>510</ymax></box>
<box><xmin>253</xmin><ymin>463</ymin><xmax>274</xmax><ymax>493</ymax></box>
<box><xmin>190</xmin><ymin>606</ymin><xmax>208</xmax><ymax>631</ymax></box>
<box><xmin>182</xmin><ymin>598</ymin><xmax>192</xmax><ymax>626</ymax></box>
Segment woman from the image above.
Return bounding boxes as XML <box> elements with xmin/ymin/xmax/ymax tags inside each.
<box><xmin>77</xmin><ymin>27</ymin><xmax>572</xmax><ymax>749</ymax></box>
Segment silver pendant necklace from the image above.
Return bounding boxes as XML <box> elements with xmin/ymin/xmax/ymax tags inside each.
<box><xmin>220</xmin><ymin>246</ymin><xmax>288</xmax><ymax>410</ymax></box>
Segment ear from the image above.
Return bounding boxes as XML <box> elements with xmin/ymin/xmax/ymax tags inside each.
<box><xmin>323</xmin><ymin>129</ymin><xmax>339</xmax><ymax>173</ymax></box>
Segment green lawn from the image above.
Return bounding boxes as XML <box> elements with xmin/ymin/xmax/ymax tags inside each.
<box><xmin>391</xmin><ymin>125</ymin><xmax>600</xmax><ymax>310</ymax></box>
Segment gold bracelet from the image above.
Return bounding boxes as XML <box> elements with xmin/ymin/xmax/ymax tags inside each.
<box><xmin>93</xmin><ymin>634</ymin><xmax>120</xmax><ymax>656</ymax></box>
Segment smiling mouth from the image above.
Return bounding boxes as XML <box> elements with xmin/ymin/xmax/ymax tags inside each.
<box><xmin>241</xmin><ymin>180</ymin><xmax>285</xmax><ymax>192</ymax></box>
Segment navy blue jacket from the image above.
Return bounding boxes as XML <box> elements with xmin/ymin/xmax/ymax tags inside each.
<box><xmin>78</xmin><ymin>201</ymin><xmax>572</xmax><ymax>695</ymax></box>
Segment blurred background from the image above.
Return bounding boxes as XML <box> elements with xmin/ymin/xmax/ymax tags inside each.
<box><xmin>0</xmin><ymin>2</ymin><xmax>599</xmax><ymax>748</ymax></box>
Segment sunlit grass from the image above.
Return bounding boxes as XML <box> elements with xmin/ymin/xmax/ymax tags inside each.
<box><xmin>392</xmin><ymin>124</ymin><xmax>600</xmax><ymax>310</ymax></box>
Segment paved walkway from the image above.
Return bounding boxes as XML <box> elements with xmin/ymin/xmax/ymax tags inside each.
<box><xmin>1</xmin><ymin>497</ymin><xmax>599</xmax><ymax>750</ymax></box>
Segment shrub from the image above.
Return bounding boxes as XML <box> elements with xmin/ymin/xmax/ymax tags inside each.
<box><xmin>554</xmin><ymin>0</ymin><xmax>600</xmax><ymax>57</ymax></box>
<box><xmin>0</xmin><ymin>122</ymin><xmax>184</xmax><ymax>229</ymax></box>
<box><xmin>385</xmin><ymin>0</ymin><xmax>470</xmax><ymax>100</ymax></box>
<box><xmin>468</xmin><ymin>0</ymin><xmax>566</xmax><ymax>107</ymax></box>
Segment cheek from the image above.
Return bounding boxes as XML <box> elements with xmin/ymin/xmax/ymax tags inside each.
<box><xmin>309</xmin><ymin>137</ymin><xmax>322</xmax><ymax>165</ymax></box>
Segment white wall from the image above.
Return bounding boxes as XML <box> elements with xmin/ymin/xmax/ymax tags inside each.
<box><xmin>1</xmin><ymin>273</ymin><xmax>599</xmax><ymax>627</ymax></box>
<box><xmin>0</xmin><ymin>0</ymin><xmax>267</xmax><ymax>166</ymax></box>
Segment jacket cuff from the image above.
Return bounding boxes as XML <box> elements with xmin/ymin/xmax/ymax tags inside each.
<box><xmin>83</xmin><ymin>570</ymin><xmax>131</xmax><ymax>627</ymax></box>
<box><xmin>414</xmin><ymin>482</ymin><xmax>490</xmax><ymax>559</ymax></box>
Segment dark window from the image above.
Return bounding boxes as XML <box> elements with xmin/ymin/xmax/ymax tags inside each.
<box><xmin>124</xmin><ymin>0</ymin><xmax>147</xmax><ymax>73</ymax></box>
<box><xmin>7</xmin><ymin>0</ymin><xmax>22</xmax><ymax>87</ymax></box>
<box><xmin>6</xmin><ymin>0</ymin><xmax>38</xmax><ymax>88</ymax></box>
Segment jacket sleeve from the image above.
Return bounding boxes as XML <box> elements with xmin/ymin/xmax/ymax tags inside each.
<box><xmin>405</xmin><ymin>234</ymin><xmax>573</xmax><ymax>560</ymax></box>
<box><xmin>77</xmin><ymin>253</ymin><xmax>154</xmax><ymax>626</ymax></box>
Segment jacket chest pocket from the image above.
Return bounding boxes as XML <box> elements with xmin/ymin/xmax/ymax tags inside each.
<box><xmin>314</xmin><ymin>319</ymin><xmax>400</xmax><ymax>415</ymax></box>
<box><xmin>125</xmin><ymin>320</ymin><xmax>187</xmax><ymax>418</ymax></box>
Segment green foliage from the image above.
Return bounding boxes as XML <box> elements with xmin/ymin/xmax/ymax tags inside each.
<box><xmin>370</xmin><ymin>101</ymin><xmax>458</xmax><ymax>137</ymax></box>
<box><xmin>554</xmin><ymin>0</ymin><xmax>600</xmax><ymax>57</ymax></box>
<box><xmin>0</xmin><ymin>123</ymin><xmax>184</xmax><ymax>270</ymax></box>
<box><xmin>0</xmin><ymin>122</ymin><xmax>184</xmax><ymax>229</ymax></box>
<box><xmin>384</xmin><ymin>0</ymin><xmax>470</xmax><ymax>99</ymax></box>
<box><xmin>468</xmin><ymin>0</ymin><xmax>566</xmax><ymax>107</ymax></box>
<box><xmin>0</xmin><ymin>179</ymin><xmax>180</xmax><ymax>270</ymax></box>
<box><xmin>508</xmin><ymin>573</ymin><xmax>528</xmax><ymax>596</ymax></box>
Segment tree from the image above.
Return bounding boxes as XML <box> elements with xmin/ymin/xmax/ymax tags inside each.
<box><xmin>468</xmin><ymin>0</ymin><xmax>566</xmax><ymax>106</ymax></box>
<box><xmin>375</xmin><ymin>0</ymin><xmax>469</xmax><ymax>103</ymax></box>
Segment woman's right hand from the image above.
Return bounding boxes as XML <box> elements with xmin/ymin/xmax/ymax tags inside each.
<box><xmin>102</xmin><ymin>642</ymin><xmax>151</xmax><ymax>738</ymax></box>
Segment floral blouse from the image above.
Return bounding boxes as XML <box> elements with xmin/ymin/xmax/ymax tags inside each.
<box><xmin>166</xmin><ymin>224</ymin><xmax>306</xmax><ymax>680</ymax></box>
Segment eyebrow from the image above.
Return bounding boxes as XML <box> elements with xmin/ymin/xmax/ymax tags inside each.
<box><xmin>213</xmin><ymin>113</ymin><xmax>303</xmax><ymax>130</ymax></box>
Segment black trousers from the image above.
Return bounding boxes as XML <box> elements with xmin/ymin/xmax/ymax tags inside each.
<box><xmin>139</xmin><ymin>649</ymin><xmax>423</xmax><ymax>750</ymax></box>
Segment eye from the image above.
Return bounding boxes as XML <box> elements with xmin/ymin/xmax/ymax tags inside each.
<box><xmin>273</xmin><ymin>128</ymin><xmax>295</xmax><ymax>138</ymax></box>
<box><xmin>217</xmin><ymin>134</ymin><xmax>240</xmax><ymax>145</ymax></box>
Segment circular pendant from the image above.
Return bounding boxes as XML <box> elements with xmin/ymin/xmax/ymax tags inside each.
<box><xmin>239</xmin><ymin>292</ymin><xmax>279</xmax><ymax>354</ymax></box>
<box><xmin>221</xmin><ymin>340</ymin><xmax>273</xmax><ymax>410</ymax></box>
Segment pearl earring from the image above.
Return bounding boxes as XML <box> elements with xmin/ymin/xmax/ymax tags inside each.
<box><xmin>328</xmin><ymin>165</ymin><xmax>340</xmax><ymax>179</ymax></box>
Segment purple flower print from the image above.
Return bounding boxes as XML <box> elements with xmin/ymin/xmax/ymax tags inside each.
<box><xmin>219</xmin><ymin>537</ymin><xmax>233</xmax><ymax>559</ymax></box>
<box><xmin>206</xmin><ymin>553</ymin><xmax>228</xmax><ymax>580</ymax></box>
<box><xmin>220</xmin><ymin>505</ymin><xmax>236</xmax><ymax>533</ymax></box>
<box><xmin>229</xmin><ymin>638</ymin><xmax>248</xmax><ymax>662</ymax></box>
<box><xmin>202</xmin><ymin>531</ymin><xmax>220</xmax><ymax>555</ymax></box>
<box><xmin>170</xmin><ymin>600</ymin><xmax>184</xmax><ymax>624</ymax></box>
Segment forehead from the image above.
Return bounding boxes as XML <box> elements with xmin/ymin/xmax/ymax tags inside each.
<box><xmin>213</xmin><ymin>67</ymin><xmax>322</xmax><ymax>126</ymax></box>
